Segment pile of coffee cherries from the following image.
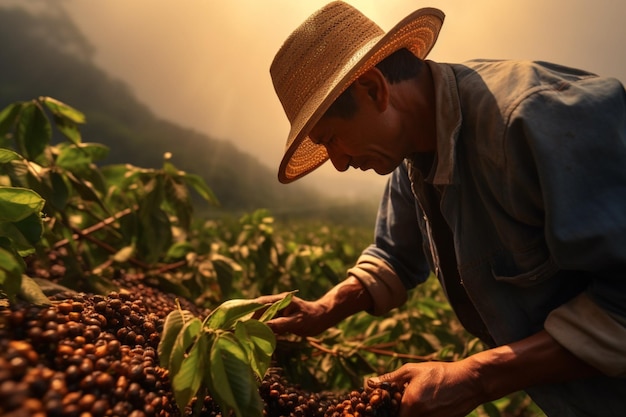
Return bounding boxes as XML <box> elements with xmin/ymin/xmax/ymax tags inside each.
<box><xmin>260</xmin><ymin>367</ymin><xmax>403</xmax><ymax>417</ymax></box>
<box><xmin>0</xmin><ymin>287</ymin><xmax>185</xmax><ymax>416</ymax></box>
<box><xmin>0</xmin><ymin>281</ymin><xmax>403</xmax><ymax>417</ymax></box>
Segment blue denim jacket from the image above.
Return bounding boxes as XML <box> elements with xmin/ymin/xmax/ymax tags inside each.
<box><xmin>354</xmin><ymin>59</ymin><xmax>626</xmax><ymax>416</ymax></box>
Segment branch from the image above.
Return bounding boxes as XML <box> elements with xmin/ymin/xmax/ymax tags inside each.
<box><xmin>148</xmin><ymin>259</ymin><xmax>188</xmax><ymax>275</ymax></box>
<box><xmin>359</xmin><ymin>346</ymin><xmax>436</xmax><ymax>361</ymax></box>
<box><xmin>306</xmin><ymin>337</ymin><xmax>338</xmax><ymax>355</ymax></box>
<box><xmin>305</xmin><ymin>336</ymin><xmax>437</xmax><ymax>362</ymax></box>
<box><xmin>54</xmin><ymin>207</ymin><xmax>135</xmax><ymax>249</ymax></box>
<box><xmin>69</xmin><ymin>225</ymin><xmax>152</xmax><ymax>270</ymax></box>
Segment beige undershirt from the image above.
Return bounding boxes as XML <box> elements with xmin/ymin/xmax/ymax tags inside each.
<box><xmin>545</xmin><ymin>292</ymin><xmax>626</xmax><ymax>377</ymax></box>
<box><xmin>347</xmin><ymin>254</ymin><xmax>407</xmax><ymax>316</ymax></box>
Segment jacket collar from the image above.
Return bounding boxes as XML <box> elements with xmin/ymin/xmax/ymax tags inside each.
<box><xmin>425</xmin><ymin>60</ymin><xmax>462</xmax><ymax>186</ymax></box>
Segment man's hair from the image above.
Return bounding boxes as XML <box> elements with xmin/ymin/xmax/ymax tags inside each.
<box><xmin>323</xmin><ymin>48</ymin><xmax>424</xmax><ymax>119</ymax></box>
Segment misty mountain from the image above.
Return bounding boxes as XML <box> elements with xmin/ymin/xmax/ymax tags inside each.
<box><xmin>0</xmin><ymin>4</ymin><xmax>378</xmax><ymax>222</ymax></box>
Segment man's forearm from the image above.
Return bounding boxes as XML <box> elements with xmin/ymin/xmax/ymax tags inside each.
<box><xmin>317</xmin><ymin>276</ymin><xmax>374</xmax><ymax>325</ymax></box>
<box><xmin>467</xmin><ymin>329</ymin><xmax>601</xmax><ymax>402</ymax></box>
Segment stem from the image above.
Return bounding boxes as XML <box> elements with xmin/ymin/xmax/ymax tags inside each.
<box><xmin>69</xmin><ymin>225</ymin><xmax>152</xmax><ymax>270</ymax></box>
<box><xmin>360</xmin><ymin>346</ymin><xmax>436</xmax><ymax>361</ymax></box>
<box><xmin>306</xmin><ymin>337</ymin><xmax>338</xmax><ymax>355</ymax></box>
<box><xmin>148</xmin><ymin>260</ymin><xmax>188</xmax><ymax>275</ymax></box>
<box><xmin>305</xmin><ymin>337</ymin><xmax>437</xmax><ymax>362</ymax></box>
<box><xmin>54</xmin><ymin>207</ymin><xmax>135</xmax><ymax>249</ymax></box>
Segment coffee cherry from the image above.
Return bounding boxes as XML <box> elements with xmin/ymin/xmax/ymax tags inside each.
<box><xmin>0</xmin><ymin>276</ymin><xmax>406</xmax><ymax>417</ymax></box>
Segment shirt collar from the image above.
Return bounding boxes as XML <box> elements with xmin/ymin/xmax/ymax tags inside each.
<box><xmin>425</xmin><ymin>60</ymin><xmax>462</xmax><ymax>185</ymax></box>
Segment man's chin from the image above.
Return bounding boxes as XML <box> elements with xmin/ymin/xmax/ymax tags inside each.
<box><xmin>372</xmin><ymin>165</ymin><xmax>396</xmax><ymax>176</ymax></box>
<box><xmin>350</xmin><ymin>163</ymin><xmax>396</xmax><ymax>175</ymax></box>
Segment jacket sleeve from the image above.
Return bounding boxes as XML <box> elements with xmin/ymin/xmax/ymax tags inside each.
<box><xmin>354</xmin><ymin>163</ymin><xmax>432</xmax><ymax>315</ymax></box>
<box><xmin>507</xmin><ymin>75</ymin><xmax>626</xmax><ymax>376</ymax></box>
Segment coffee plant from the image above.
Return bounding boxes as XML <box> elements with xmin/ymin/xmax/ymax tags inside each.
<box><xmin>159</xmin><ymin>294</ymin><xmax>294</xmax><ymax>416</ymax></box>
<box><xmin>0</xmin><ymin>97</ymin><xmax>545</xmax><ymax>416</ymax></box>
<box><xmin>0</xmin><ymin>96</ymin><xmax>218</xmax><ymax>299</ymax></box>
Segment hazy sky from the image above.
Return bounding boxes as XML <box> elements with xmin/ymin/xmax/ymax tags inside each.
<box><xmin>59</xmin><ymin>0</ymin><xmax>626</xmax><ymax>197</ymax></box>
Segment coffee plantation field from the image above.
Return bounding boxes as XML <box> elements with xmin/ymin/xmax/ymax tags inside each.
<box><xmin>0</xmin><ymin>97</ymin><xmax>544</xmax><ymax>416</ymax></box>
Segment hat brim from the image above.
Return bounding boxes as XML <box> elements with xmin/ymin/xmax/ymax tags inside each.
<box><xmin>278</xmin><ymin>7</ymin><xmax>445</xmax><ymax>184</ymax></box>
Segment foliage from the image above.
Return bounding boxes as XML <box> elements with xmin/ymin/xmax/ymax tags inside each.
<box><xmin>0</xmin><ymin>96</ymin><xmax>218</xmax><ymax>299</ymax></box>
<box><xmin>0</xmin><ymin>184</ymin><xmax>45</xmax><ymax>302</ymax></box>
<box><xmin>161</xmin><ymin>210</ymin><xmax>543</xmax><ymax>416</ymax></box>
<box><xmin>0</xmin><ymin>96</ymin><xmax>543</xmax><ymax>416</ymax></box>
<box><xmin>159</xmin><ymin>294</ymin><xmax>293</xmax><ymax>416</ymax></box>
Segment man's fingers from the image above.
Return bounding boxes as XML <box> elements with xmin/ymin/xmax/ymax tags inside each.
<box><xmin>367</xmin><ymin>368</ymin><xmax>411</xmax><ymax>388</ymax></box>
<box><xmin>265</xmin><ymin>316</ymin><xmax>302</xmax><ymax>334</ymax></box>
<box><xmin>254</xmin><ymin>293</ymin><xmax>291</xmax><ymax>305</ymax></box>
<box><xmin>251</xmin><ymin>293</ymin><xmax>293</xmax><ymax>319</ymax></box>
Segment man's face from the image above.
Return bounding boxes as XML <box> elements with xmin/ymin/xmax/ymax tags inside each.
<box><xmin>309</xmin><ymin>98</ymin><xmax>406</xmax><ymax>176</ymax></box>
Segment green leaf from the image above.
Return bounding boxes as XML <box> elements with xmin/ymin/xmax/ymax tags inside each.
<box><xmin>0</xmin><ymin>207</ymin><xmax>42</xmax><ymax>255</ymax></box>
<box><xmin>54</xmin><ymin>116</ymin><xmax>82</xmax><ymax>144</ymax></box>
<box><xmin>481</xmin><ymin>401</ymin><xmax>502</xmax><ymax>417</ymax></box>
<box><xmin>0</xmin><ymin>187</ymin><xmax>45</xmax><ymax>222</ymax></box>
<box><xmin>0</xmin><ymin>247</ymin><xmax>24</xmax><ymax>302</ymax></box>
<box><xmin>138</xmin><ymin>206</ymin><xmax>172</xmax><ymax>265</ymax></box>
<box><xmin>235</xmin><ymin>320</ymin><xmax>276</xmax><ymax>379</ymax></box>
<box><xmin>164</xmin><ymin>176</ymin><xmax>192</xmax><ymax>230</ymax></box>
<box><xmin>56</xmin><ymin>143</ymin><xmax>109</xmax><ymax>171</ymax></box>
<box><xmin>209</xmin><ymin>333</ymin><xmax>262</xmax><ymax>417</ymax></box>
<box><xmin>135</xmin><ymin>182</ymin><xmax>172</xmax><ymax>264</ymax></box>
<box><xmin>100</xmin><ymin>163</ymin><xmax>135</xmax><ymax>187</ymax></box>
<box><xmin>41</xmin><ymin>97</ymin><xmax>86</xmax><ymax>124</ymax></box>
<box><xmin>211</xmin><ymin>254</ymin><xmax>243</xmax><ymax>300</ymax></box>
<box><xmin>49</xmin><ymin>171</ymin><xmax>69</xmax><ymax>211</ymax></box>
<box><xmin>63</xmin><ymin>171</ymin><xmax>108</xmax><ymax>212</ymax></box>
<box><xmin>203</xmin><ymin>298</ymin><xmax>266</xmax><ymax>330</ymax></box>
<box><xmin>16</xmin><ymin>102</ymin><xmax>51</xmax><ymax>161</ymax></box>
<box><xmin>0</xmin><ymin>103</ymin><xmax>22</xmax><ymax>137</ymax></box>
<box><xmin>18</xmin><ymin>275</ymin><xmax>51</xmax><ymax>305</ymax></box>
<box><xmin>162</xmin><ymin>160</ymin><xmax>179</xmax><ymax>176</ymax></box>
<box><xmin>165</xmin><ymin>242</ymin><xmax>194</xmax><ymax>260</ymax></box>
<box><xmin>12</xmin><ymin>212</ymin><xmax>44</xmax><ymax>247</ymax></box>
<box><xmin>258</xmin><ymin>291</ymin><xmax>295</xmax><ymax>322</ymax></box>
<box><xmin>169</xmin><ymin>317</ymin><xmax>202</xmax><ymax>378</ymax></box>
<box><xmin>0</xmin><ymin>148</ymin><xmax>21</xmax><ymax>164</ymax></box>
<box><xmin>172</xmin><ymin>331</ymin><xmax>208</xmax><ymax>413</ymax></box>
<box><xmin>182</xmin><ymin>172</ymin><xmax>219</xmax><ymax>205</ymax></box>
<box><xmin>0</xmin><ymin>237</ymin><xmax>26</xmax><ymax>268</ymax></box>
<box><xmin>158</xmin><ymin>308</ymin><xmax>196</xmax><ymax>368</ymax></box>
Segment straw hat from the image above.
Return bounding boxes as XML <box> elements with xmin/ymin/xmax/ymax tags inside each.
<box><xmin>270</xmin><ymin>1</ymin><xmax>445</xmax><ymax>183</ymax></box>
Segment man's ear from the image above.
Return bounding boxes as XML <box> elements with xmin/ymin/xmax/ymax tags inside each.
<box><xmin>354</xmin><ymin>67</ymin><xmax>388</xmax><ymax>111</ymax></box>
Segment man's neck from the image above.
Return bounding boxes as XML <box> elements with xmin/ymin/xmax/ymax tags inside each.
<box><xmin>406</xmin><ymin>62</ymin><xmax>437</xmax><ymax>153</ymax></box>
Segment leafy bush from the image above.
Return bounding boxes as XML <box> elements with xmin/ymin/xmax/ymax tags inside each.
<box><xmin>0</xmin><ymin>96</ymin><xmax>218</xmax><ymax>300</ymax></box>
<box><xmin>159</xmin><ymin>295</ymin><xmax>293</xmax><ymax>416</ymax></box>
<box><xmin>0</xmin><ymin>184</ymin><xmax>45</xmax><ymax>302</ymax></box>
<box><xmin>0</xmin><ymin>97</ymin><xmax>543</xmax><ymax>416</ymax></box>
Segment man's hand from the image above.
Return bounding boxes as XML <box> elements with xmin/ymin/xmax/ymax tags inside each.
<box><xmin>368</xmin><ymin>361</ymin><xmax>484</xmax><ymax>417</ymax></box>
<box><xmin>253</xmin><ymin>276</ymin><xmax>374</xmax><ymax>337</ymax></box>
<box><xmin>253</xmin><ymin>292</ymin><xmax>333</xmax><ymax>336</ymax></box>
<box><xmin>368</xmin><ymin>330</ymin><xmax>601</xmax><ymax>417</ymax></box>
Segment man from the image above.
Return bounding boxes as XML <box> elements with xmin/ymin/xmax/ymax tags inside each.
<box><xmin>261</xmin><ymin>1</ymin><xmax>626</xmax><ymax>416</ymax></box>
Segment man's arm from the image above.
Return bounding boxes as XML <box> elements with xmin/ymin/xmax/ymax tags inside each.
<box><xmin>255</xmin><ymin>276</ymin><xmax>373</xmax><ymax>336</ymax></box>
<box><xmin>370</xmin><ymin>329</ymin><xmax>601</xmax><ymax>417</ymax></box>
<box><xmin>469</xmin><ymin>329</ymin><xmax>600</xmax><ymax>401</ymax></box>
<box><xmin>257</xmin><ymin>164</ymin><xmax>430</xmax><ymax>335</ymax></box>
